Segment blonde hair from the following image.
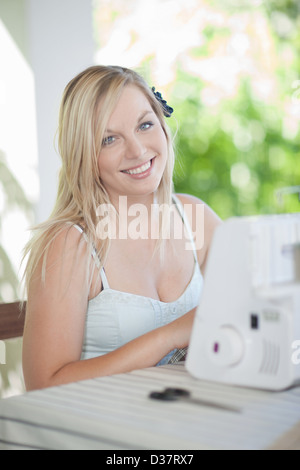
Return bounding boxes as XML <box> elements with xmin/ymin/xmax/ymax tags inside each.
<box><xmin>22</xmin><ymin>65</ymin><xmax>175</xmax><ymax>296</ymax></box>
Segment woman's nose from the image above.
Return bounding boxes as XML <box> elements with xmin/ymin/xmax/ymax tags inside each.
<box><xmin>125</xmin><ymin>135</ymin><xmax>146</xmax><ymax>160</ymax></box>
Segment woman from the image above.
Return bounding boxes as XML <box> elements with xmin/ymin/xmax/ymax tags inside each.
<box><xmin>22</xmin><ymin>65</ymin><xmax>221</xmax><ymax>391</ymax></box>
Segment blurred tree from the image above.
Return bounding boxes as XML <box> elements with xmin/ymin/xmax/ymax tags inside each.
<box><xmin>171</xmin><ymin>71</ymin><xmax>300</xmax><ymax>219</ymax></box>
<box><xmin>169</xmin><ymin>1</ymin><xmax>300</xmax><ymax>219</ymax></box>
<box><xmin>0</xmin><ymin>150</ymin><xmax>31</xmax><ymax>301</ymax></box>
<box><xmin>0</xmin><ymin>149</ymin><xmax>31</xmax><ymax>398</ymax></box>
<box><xmin>93</xmin><ymin>0</ymin><xmax>300</xmax><ymax>219</ymax></box>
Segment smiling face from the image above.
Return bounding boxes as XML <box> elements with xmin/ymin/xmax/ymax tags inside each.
<box><xmin>97</xmin><ymin>85</ymin><xmax>168</xmax><ymax>204</ymax></box>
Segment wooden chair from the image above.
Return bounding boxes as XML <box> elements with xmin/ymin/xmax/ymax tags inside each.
<box><xmin>0</xmin><ymin>302</ymin><xmax>26</xmax><ymax>340</ymax></box>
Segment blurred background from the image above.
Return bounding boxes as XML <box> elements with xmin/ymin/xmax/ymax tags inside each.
<box><xmin>93</xmin><ymin>0</ymin><xmax>300</xmax><ymax>218</ymax></box>
<box><xmin>0</xmin><ymin>0</ymin><xmax>299</xmax><ymax>397</ymax></box>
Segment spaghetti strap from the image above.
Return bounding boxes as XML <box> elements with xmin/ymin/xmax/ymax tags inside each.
<box><xmin>100</xmin><ymin>268</ymin><xmax>110</xmax><ymax>290</ymax></box>
<box><xmin>73</xmin><ymin>224</ymin><xmax>109</xmax><ymax>289</ymax></box>
<box><xmin>172</xmin><ymin>195</ymin><xmax>198</xmax><ymax>261</ymax></box>
<box><xmin>73</xmin><ymin>225</ymin><xmax>100</xmax><ymax>267</ymax></box>
<box><xmin>73</xmin><ymin>224</ymin><xmax>84</xmax><ymax>235</ymax></box>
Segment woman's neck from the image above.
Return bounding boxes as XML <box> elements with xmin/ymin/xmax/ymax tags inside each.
<box><xmin>110</xmin><ymin>192</ymin><xmax>156</xmax><ymax>214</ymax></box>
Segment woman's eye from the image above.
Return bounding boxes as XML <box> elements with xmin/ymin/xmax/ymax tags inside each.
<box><xmin>140</xmin><ymin>122</ymin><xmax>154</xmax><ymax>131</ymax></box>
<box><xmin>102</xmin><ymin>136</ymin><xmax>115</xmax><ymax>146</ymax></box>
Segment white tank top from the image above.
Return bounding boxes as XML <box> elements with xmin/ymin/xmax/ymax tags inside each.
<box><xmin>76</xmin><ymin>195</ymin><xmax>203</xmax><ymax>365</ymax></box>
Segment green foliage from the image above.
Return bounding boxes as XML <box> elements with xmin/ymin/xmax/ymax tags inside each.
<box><xmin>168</xmin><ymin>4</ymin><xmax>300</xmax><ymax>220</ymax></box>
<box><xmin>170</xmin><ymin>73</ymin><xmax>300</xmax><ymax>219</ymax></box>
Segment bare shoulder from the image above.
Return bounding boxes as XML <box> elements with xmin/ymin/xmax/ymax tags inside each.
<box><xmin>28</xmin><ymin>224</ymin><xmax>91</xmax><ymax>302</ymax></box>
<box><xmin>46</xmin><ymin>225</ymin><xmax>88</xmax><ymax>274</ymax></box>
<box><xmin>48</xmin><ymin>224</ymin><xmax>86</xmax><ymax>257</ymax></box>
<box><xmin>175</xmin><ymin>193</ymin><xmax>222</xmax><ymax>229</ymax></box>
<box><xmin>174</xmin><ymin>193</ymin><xmax>222</xmax><ymax>271</ymax></box>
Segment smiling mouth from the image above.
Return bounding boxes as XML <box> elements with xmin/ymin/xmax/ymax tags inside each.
<box><xmin>121</xmin><ymin>158</ymin><xmax>154</xmax><ymax>176</ymax></box>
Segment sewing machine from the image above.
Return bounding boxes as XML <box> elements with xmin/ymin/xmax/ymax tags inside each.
<box><xmin>186</xmin><ymin>214</ymin><xmax>300</xmax><ymax>391</ymax></box>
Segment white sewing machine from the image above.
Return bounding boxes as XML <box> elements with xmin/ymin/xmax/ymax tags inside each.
<box><xmin>186</xmin><ymin>214</ymin><xmax>300</xmax><ymax>391</ymax></box>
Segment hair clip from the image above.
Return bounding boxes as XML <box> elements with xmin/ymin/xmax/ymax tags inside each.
<box><xmin>152</xmin><ymin>87</ymin><xmax>174</xmax><ymax>118</ymax></box>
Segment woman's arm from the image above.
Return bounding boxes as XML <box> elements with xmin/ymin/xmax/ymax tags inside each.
<box><xmin>46</xmin><ymin>308</ymin><xmax>196</xmax><ymax>389</ymax></box>
<box><xmin>23</xmin><ymin>226</ymin><xmax>195</xmax><ymax>391</ymax></box>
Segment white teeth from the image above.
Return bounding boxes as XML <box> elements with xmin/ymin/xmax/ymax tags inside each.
<box><xmin>124</xmin><ymin>160</ymin><xmax>151</xmax><ymax>175</ymax></box>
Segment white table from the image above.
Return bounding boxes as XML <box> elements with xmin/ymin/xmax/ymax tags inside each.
<box><xmin>0</xmin><ymin>364</ymin><xmax>300</xmax><ymax>450</ymax></box>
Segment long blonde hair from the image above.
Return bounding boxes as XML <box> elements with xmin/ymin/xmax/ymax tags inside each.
<box><xmin>22</xmin><ymin>65</ymin><xmax>175</xmax><ymax>295</ymax></box>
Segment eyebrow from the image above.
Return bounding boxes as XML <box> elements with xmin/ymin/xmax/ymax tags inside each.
<box><xmin>138</xmin><ymin>110</ymin><xmax>154</xmax><ymax>122</ymax></box>
<box><xmin>105</xmin><ymin>110</ymin><xmax>154</xmax><ymax>134</ymax></box>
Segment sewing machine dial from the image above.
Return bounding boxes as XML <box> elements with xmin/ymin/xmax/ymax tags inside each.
<box><xmin>207</xmin><ymin>326</ymin><xmax>245</xmax><ymax>367</ymax></box>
